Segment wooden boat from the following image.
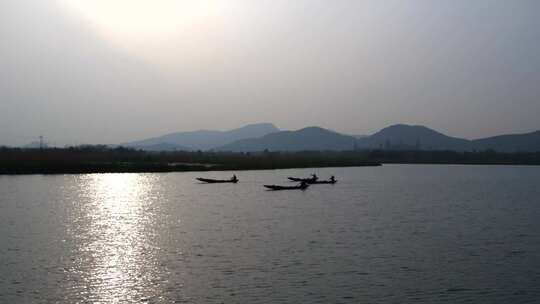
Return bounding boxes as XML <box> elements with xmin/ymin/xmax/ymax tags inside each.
<box><xmin>264</xmin><ymin>183</ymin><xmax>309</xmax><ymax>191</ymax></box>
<box><xmin>287</xmin><ymin>177</ymin><xmax>317</xmax><ymax>183</ymax></box>
<box><xmin>196</xmin><ymin>177</ymin><xmax>238</xmax><ymax>183</ymax></box>
<box><xmin>309</xmin><ymin>179</ymin><xmax>337</xmax><ymax>184</ymax></box>
<box><xmin>289</xmin><ymin>175</ymin><xmax>337</xmax><ymax>184</ymax></box>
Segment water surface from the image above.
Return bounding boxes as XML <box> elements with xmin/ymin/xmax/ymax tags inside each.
<box><xmin>1</xmin><ymin>165</ymin><xmax>539</xmax><ymax>303</ymax></box>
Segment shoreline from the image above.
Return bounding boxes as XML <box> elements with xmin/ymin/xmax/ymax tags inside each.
<box><xmin>0</xmin><ymin>162</ymin><xmax>382</xmax><ymax>175</ymax></box>
<box><xmin>1</xmin><ymin>147</ymin><xmax>539</xmax><ymax>175</ymax></box>
<box><xmin>3</xmin><ymin>161</ymin><xmax>540</xmax><ymax>175</ymax></box>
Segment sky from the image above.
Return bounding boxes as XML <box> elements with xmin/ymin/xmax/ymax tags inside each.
<box><xmin>1</xmin><ymin>0</ymin><xmax>540</xmax><ymax>146</ymax></box>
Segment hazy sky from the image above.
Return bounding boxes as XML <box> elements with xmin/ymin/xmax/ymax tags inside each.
<box><xmin>1</xmin><ymin>0</ymin><xmax>540</xmax><ymax>146</ymax></box>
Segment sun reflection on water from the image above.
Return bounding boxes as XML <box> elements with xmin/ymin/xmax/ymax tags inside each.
<box><xmin>66</xmin><ymin>173</ymin><xmax>165</xmax><ymax>303</ymax></box>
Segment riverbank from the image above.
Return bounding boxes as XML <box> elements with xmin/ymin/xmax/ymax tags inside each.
<box><xmin>0</xmin><ymin>146</ymin><xmax>381</xmax><ymax>175</ymax></box>
<box><xmin>0</xmin><ymin>161</ymin><xmax>381</xmax><ymax>175</ymax></box>
<box><xmin>1</xmin><ymin>146</ymin><xmax>538</xmax><ymax>175</ymax></box>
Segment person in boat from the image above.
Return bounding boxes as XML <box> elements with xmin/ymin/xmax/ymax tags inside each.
<box><xmin>231</xmin><ymin>174</ymin><xmax>238</xmax><ymax>182</ymax></box>
<box><xmin>330</xmin><ymin>175</ymin><xmax>335</xmax><ymax>182</ymax></box>
<box><xmin>311</xmin><ymin>174</ymin><xmax>318</xmax><ymax>181</ymax></box>
<box><xmin>300</xmin><ymin>181</ymin><xmax>308</xmax><ymax>188</ymax></box>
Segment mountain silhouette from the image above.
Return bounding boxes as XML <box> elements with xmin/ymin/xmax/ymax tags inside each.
<box><xmin>216</xmin><ymin>127</ymin><xmax>357</xmax><ymax>152</ymax></box>
<box><xmin>357</xmin><ymin>124</ymin><xmax>472</xmax><ymax>150</ymax></box>
<box><xmin>472</xmin><ymin>130</ymin><xmax>540</xmax><ymax>152</ymax></box>
<box><xmin>359</xmin><ymin>124</ymin><xmax>540</xmax><ymax>152</ymax></box>
<box><xmin>124</xmin><ymin>123</ymin><xmax>279</xmax><ymax>151</ymax></box>
<box><xmin>216</xmin><ymin>124</ymin><xmax>540</xmax><ymax>152</ymax></box>
<box><xmin>122</xmin><ymin>123</ymin><xmax>540</xmax><ymax>152</ymax></box>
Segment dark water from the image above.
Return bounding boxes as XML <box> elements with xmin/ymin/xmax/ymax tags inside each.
<box><xmin>1</xmin><ymin>165</ymin><xmax>540</xmax><ymax>303</ymax></box>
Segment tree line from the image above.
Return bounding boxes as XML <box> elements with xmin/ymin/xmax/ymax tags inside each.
<box><xmin>0</xmin><ymin>145</ymin><xmax>538</xmax><ymax>174</ymax></box>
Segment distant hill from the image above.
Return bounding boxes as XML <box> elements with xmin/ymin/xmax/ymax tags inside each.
<box><xmin>356</xmin><ymin>124</ymin><xmax>540</xmax><ymax>152</ymax></box>
<box><xmin>123</xmin><ymin>123</ymin><xmax>279</xmax><ymax>151</ymax></box>
<box><xmin>472</xmin><ymin>130</ymin><xmax>540</xmax><ymax>152</ymax></box>
<box><xmin>352</xmin><ymin>135</ymin><xmax>369</xmax><ymax>139</ymax></box>
<box><xmin>122</xmin><ymin>122</ymin><xmax>540</xmax><ymax>153</ymax></box>
<box><xmin>217</xmin><ymin>127</ymin><xmax>357</xmax><ymax>152</ymax></box>
<box><xmin>358</xmin><ymin>124</ymin><xmax>472</xmax><ymax>151</ymax></box>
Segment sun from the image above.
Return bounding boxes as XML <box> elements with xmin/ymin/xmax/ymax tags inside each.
<box><xmin>59</xmin><ymin>0</ymin><xmax>227</xmax><ymax>42</ymax></box>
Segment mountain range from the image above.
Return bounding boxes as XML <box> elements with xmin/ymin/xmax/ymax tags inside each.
<box><xmin>356</xmin><ymin>124</ymin><xmax>540</xmax><ymax>152</ymax></box>
<box><xmin>217</xmin><ymin>127</ymin><xmax>356</xmax><ymax>152</ymax></box>
<box><xmin>123</xmin><ymin>123</ymin><xmax>279</xmax><ymax>151</ymax></box>
<box><xmin>123</xmin><ymin>123</ymin><xmax>540</xmax><ymax>153</ymax></box>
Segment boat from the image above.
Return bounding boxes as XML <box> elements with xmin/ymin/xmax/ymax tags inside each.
<box><xmin>264</xmin><ymin>183</ymin><xmax>309</xmax><ymax>191</ymax></box>
<box><xmin>287</xmin><ymin>177</ymin><xmax>316</xmax><ymax>183</ymax></box>
<box><xmin>289</xmin><ymin>175</ymin><xmax>337</xmax><ymax>184</ymax></box>
<box><xmin>196</xmin><ymin>177</ymin><xmax>238</xmax><ymax>183</ymax></box>
<box><xmin>287</xmin><ymin>174</ymin><xmax>318</xmax><ymax>183</ymax></box>
<box><xmin>309</xmin><ymin>179</ymin><xmax>337</xmax><ymax>184</ymax></box>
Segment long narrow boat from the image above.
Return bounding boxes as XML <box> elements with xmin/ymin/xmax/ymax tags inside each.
<box><xmin>196</xmin><ymin>177</ymin><xmax>238</xmax><ymax>183</ymax></box>
<box><xmin>289</xmin><ymin>176</ymin><xmax>337</xmax><ymax>184</ymax></box>
<box><xmin>264</xmin><ymin>183</ymin><xmax>309</xmax><ymax>191</ymax></box>
<box><xmin>309</xmin><ymin>179</ymin><xmax>337</xmax><ymax>184</ymax></box>
<box><xmin>287</xmin><ymin>177</ymin><xmax>317</xmax><ymax>183</ymax></box>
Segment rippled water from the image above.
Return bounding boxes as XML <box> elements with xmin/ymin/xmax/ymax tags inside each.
<box><xmin>1</xmin><ymin>165</ymin><xmax>540</xmax><ymax>303</ymax></box>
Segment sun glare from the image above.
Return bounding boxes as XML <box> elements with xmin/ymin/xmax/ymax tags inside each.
<box><xmin>59</xmin><ymin>0</ymin><xmax>227</xmax><ymax>41</ymax></box>
<box><xmin>81</xmin><ymin>173</ymin><xmax>160</xmax><ymax>301</ymax></box>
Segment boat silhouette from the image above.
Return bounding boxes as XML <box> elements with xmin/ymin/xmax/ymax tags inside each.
<box><xmin>289</xmin><ymin>175</ymin><xmax>336</xmax><ymax>184</ymax></box>
<box><xmin>288</xmin><ymin>174</ymin><xmax>318</xmax><ymax>183</ymax></box>
<box><xmin>264</xmin><ymin>182</ymin><xmax>309</xmax><ymax>191</ymax></box>
<box><xmin>196</xmin><ymin>175</ymin><xmax>238</xmax><ymax>183</ymax></box>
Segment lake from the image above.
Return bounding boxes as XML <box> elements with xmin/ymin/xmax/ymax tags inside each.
<box><xmin>1</xmin><ymin>165</ymin><xmax>539</xmax><ymax>303</ymax></box>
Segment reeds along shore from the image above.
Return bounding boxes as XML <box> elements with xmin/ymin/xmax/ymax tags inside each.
<box><xmin>0</xmin><ymin>146</ymin><xmax>538</xmax><ymax>174</ymax></box>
